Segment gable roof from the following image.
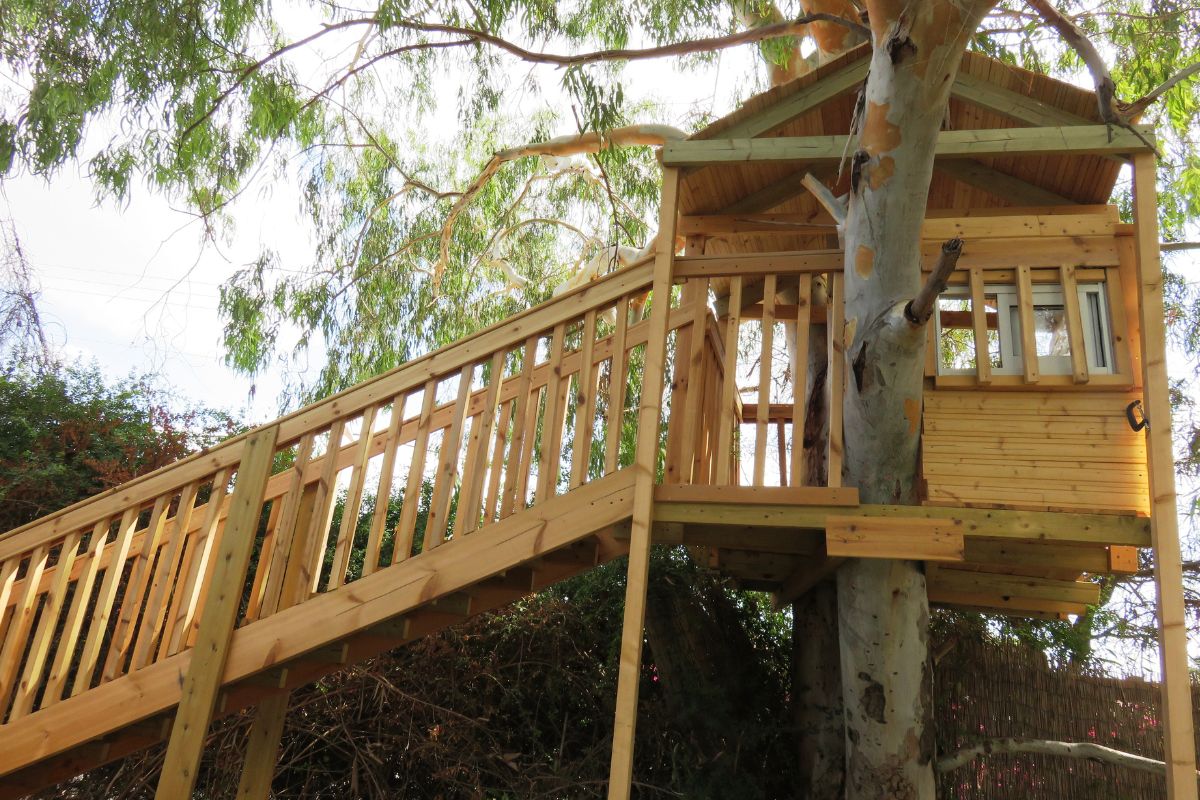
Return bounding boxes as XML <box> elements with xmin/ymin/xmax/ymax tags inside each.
<box><xmin>678</xmin><ymin>45</ymin><xmax>1120</xmax><ymax>233</ymax></box>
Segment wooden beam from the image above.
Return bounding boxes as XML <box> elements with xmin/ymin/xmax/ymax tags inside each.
<box><xmin>155</xmin><ymin>425</ymin><xmax>280</xmax><ymax>800</ymax></box>
<box><xmin>774</xmin><ymin>556</ymin><xmax>845</xmax><ymax>607</ymax></box>
<box><xmin>662</xmin><ymin>126</ymin><xmax>1155</xmax><ymax>166</ymax></box>
<box><xmin>949</xmin><ymin>71</ymin><xmax>1093</xmax><ymax>128</ymax></box>
<box><xmin>718</xmin><ymin>57</ymin><xmax>869</xmax><ymax>140</ymax></box>
<box><xmin>934</xmin><ymin>159</ymin><xmax>1074</xmax><ymax>206</ymax></box>
<box><xmin>927</xmin><ymin>566</ymin><xmax>1100</xmax><ymax>615</ymax></box>
<box><xmin>825</xmin><ymin>516</ymin><xmax>965</xmax><ymax>561</ymax></box>
<box><xmin>1131</xmin><ymin>151</ymin><xmax>1199</xmax><ymax>799</ymax></box>
<box><xmin>654</xmin><ymin>483</ymin><xmax>859</xmax><ymax>506</ymax></box>
<box><xmin>674</xmin><ymin>250</ymin><xmax>842</xmax><ymax>279</ymax></box>
<box><xmin>607</xmin><ymin>168</ymin><xmax>680</xmax><ymax>800</ymax></box>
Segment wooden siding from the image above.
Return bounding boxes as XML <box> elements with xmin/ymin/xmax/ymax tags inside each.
<box><xmin>922</xmin><ymin>390</ymin><xmax>1149</xmax><ymax>515</ymax></box>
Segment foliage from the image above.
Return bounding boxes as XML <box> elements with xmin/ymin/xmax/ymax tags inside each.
<box><xmin>0</xmin><ymin>361</ymin><xmax>237</xmax><ymax>531</ymax></box>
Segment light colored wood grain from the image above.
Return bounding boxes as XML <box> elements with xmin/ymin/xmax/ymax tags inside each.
<box><xmin>155</xmin><ymin>425</ymin><xmax>279</xmax><ymax>800</ymax></box>
<box><xmin>462</xmin><ymin>353</ymin><xmax>506</xmax><ymax>532</ymax></box>
<box><xmin>426</xmin><ymin>366</ymin><xmax>474</xmax><ymax>549</ymax></box>
<box><xmin>754</xmin><ymin>275</ymin><xmax>777</xmax><ymax>486</ymax></box>
<box><xmin>329</xmin><ymin>406</ymin><xmax>379</xmax><ymax>587</ymax></box>
<box><xmin>604</xmin><ymin>298</ymin><xmax>631</xmax><ymax>477</ymax></box>
<box><xmin>716</xmin><ymin>279</ymin><xmax>743</xmax><ymax>486</ymax></box>
<box><xmin>825</xmin><ymin>516</ymin><xmax>965</xmax><ymax>562</ymax></box>
<box><xmin>1060</xmin><ymin>264</ymin><xmax>1090</xmax><ymax>383</ymax></box>
<box><xmin>10</xmin><ymin>533</ymin><xmax>81</xmax><ymax>718</ymax></box>
<box><xmin>40</xmin><ymin>519</ymin><xmax>108</xmax><ymax>708</ymax></box>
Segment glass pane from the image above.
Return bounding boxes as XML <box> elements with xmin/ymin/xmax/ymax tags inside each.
<box><xmin>1087</xmin><ymin>291</ymin><xmax>1108</xmax><ymax>368</ymax></box>
<box><xmin>1033</xmin><ymin>305</ymin><xmax>1069</xmax><ymax>357</ymax></box>
<box><xmin>937</xmin><ymin>295</ymin><xmax>1000</xmax><ymax>372</ymax></box>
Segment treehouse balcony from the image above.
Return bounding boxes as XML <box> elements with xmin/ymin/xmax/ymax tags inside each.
<box><xmin>0</xmin><ymin>43</ymin><xmax>1193</xmax><ymax>800</ymax></box>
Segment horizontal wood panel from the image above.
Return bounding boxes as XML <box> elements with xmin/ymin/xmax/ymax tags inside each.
<box><xmin>922</xmin><ymin>389</ymin><xmax>1148</xmax><ymax>514</ymax></box>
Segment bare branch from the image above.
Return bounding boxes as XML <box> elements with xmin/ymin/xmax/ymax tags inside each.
<box><xmin>398</xmin><ymin>14</ymin><xmax>871</xmax><ymax>68</ymax></box>
<box><xmin>1125</xmin><ymin>61</ymin><xmax>1200</xmax><ymax>117</ymax></box>
<box><xmin>1023</xmin><ymin>0</ymin><xmax>1119</xmax><ymax>122</ymax></box>
<box><xmin>801</xmin><ymin>172</ymin><xmax>847</xmax><ymax>225</ymax></box>
<box><xmin>937</xmin><ymin>737</ymin><xmax>1195</xmax><ymax>777</ymax></box>
<box><xmin>905</xmin><ymin>238</ymin><xmax>963</xmax><ymax>326</ymax></box>
<box><xmin>433</xmin><ymin>124</ymin><xmax>687</xmax><ymax>290</ymax></box>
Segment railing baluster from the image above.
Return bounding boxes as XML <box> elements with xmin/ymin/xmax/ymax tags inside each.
<box><xmin>166</xmin><ymin>471</ymin><xmax>230</xmax><ymax>657</ymax></box>
<box><xmin>41</xmin><ymin>519</ymin><xmax>108</xmax><ymax>708</ymax></box>
<box><xmin>604</xmin><ymin>297</ymin><xmax>631</xmax><ymax>476</ymax></box>
<box><xmin>790</xmin><ymin>274</ymin><xmax>812</xmax><ymax>487</ymax></box>
<box><xmin>329</xmin><ymin>406</ymin><xmax>379</xmax><ymax>588</ymax></box>
<box><xmin>10</xmin><ymin>533</ymin><xmax>80</xmax><ymax>719</ymax></box>
<box><xmin>74</xmin><ymin>508</ymin><xmax>139</xmax><ymax>692</ymax></box>
<box><xmin>0</xmin><ymin>544</ymin><xmax>49</xmax><ymax>714</ymax></box>
<box><xmin>363</xmin><ymin>398</ymin><xmax>404</xmax><ymax>576</ymax></box>
<box><xmin>134</xmin><ymin>482</ymin><xmax>200</xmax><ymax>667</ymax></box>
<box><xmin>462</xmin><ymin>351</ymin><xmax>506</xmax><ymax>533</ymax></box>
<box><xmin>426</xmin><ymin>365</ymin><xmax>474</xmax><ymax>550</ymax></box>
<box><xmin>254</xmin><ymin>433</ymin><xmax>314</xmax><ymax>615</ymax></box>
<box><xmin>716</xmin><ymin>278</ymin><xmax>743</xmax><ymax>486</ymax></box>
<box><xmin>395</xmin><ymin>381</ymin><xmax>437</xmax><ymax>562</ymax></box>
<box><xmin>969</xmin><ymin>266</ymin><xmax>993</xmax><ymax>386</ymax></box>
<box><xmin>298</xmin><ymin>420</ymin><xmax>347</xmax><ymax>592</ymax></box>
<box><xmin>536</xmin><ymin>323</ymin><xmax>568</xmax><ymax>503</ymax></box>
<box><xmin>570</xmin><ymin>311</ymin><xmax>599</xmax><ymax>489</ymax></box>
<box><xmin>679</xmin><ymin>280</ymin><xmax>710</xmax><ymax>485</ymax></box>
<box><xmin>1016</xmin><ymin>263</ymin><xmax>1040</xmax><ymax>383</ymax></box>
<box><xmin>754</xmin><ymin>274</ymin><xmax>777</xmax><ymax>486</ymax></box>
<box><xmin>102</xmin><ymin>495</ymin><xmax>170</xmax><ymax>682</ymax></box>
<box><xmin>501</xmin><ymin>337</ymin><xmax>538</xmax><ymax>517</ymax></box>
<box><xmin>1060</xmin><ymin>264</ymin><xmax>1090</xmax><ymax>384</ymax></box>
<box><xmin>827</xmin><ymin>273</ymin><xmax>845</xmax><ymax>487</ymax></box>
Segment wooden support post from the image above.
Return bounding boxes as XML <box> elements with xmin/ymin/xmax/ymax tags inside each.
<box><xmin>968</xmin><ymin>267</ymin><xmax>993</xmax><ymax>385</ymax></box>
<box><xmin>1131</xmin><ymin>152</ymin><xmax>1199</xmax><ymax>800</ymax></box>
<box><xmin>607</xmin><ymin>167</ymin><xmax>679</xmax><ymax>800</ymax></box>
<box><xmin>155</xmin><ymin>425</ymin><xmax>279</xmax><ymax>800</ymax></box>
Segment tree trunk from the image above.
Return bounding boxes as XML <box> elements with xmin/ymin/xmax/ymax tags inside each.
<box><xmin>835</xmin><ymin>1</ymin><xmax>996</xmax><ymax>796</ymax></box>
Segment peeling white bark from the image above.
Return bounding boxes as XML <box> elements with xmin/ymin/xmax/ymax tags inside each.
<box><xmin>937</xmin><ymin>738</ymin><xmax>1191</xmax><ymax>777</ymax></box>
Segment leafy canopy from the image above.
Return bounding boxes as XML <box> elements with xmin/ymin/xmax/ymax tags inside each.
<box><xmin>0</xmin><ymin>0</ymin><xmax>1197</xmax><ymax>402</ymax></box>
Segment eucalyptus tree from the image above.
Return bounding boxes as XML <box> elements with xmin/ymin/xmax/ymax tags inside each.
<box><xmin>2</xmin><ymin>1</ymin><xmax>1199</xmax><ymax>797</ymax></box>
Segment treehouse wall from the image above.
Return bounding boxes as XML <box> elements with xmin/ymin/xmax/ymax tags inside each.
<box><xmin>921</xmin><ymin>389</ymin><xmax>1150</xmax><ymax>515</ymax></box>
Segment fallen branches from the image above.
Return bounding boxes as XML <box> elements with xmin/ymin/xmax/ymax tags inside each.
<box><xmin>905</xmin><ymin>237</ymin><xmax>963</xmax><ymax>326</ymax></box>
<box><xmin>936</xmin><ymin>737</ymin><xmax>1194</xmax><ymax>777</ymax></box>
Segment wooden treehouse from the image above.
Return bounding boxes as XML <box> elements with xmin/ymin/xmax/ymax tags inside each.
<box><xmin>0</xmin><ymin>45</ymin><xmax>1194</xmax><ymax>799</ymax></box>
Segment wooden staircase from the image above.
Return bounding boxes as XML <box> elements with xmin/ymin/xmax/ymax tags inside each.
<box><xmin>0</xmin><ymin>194</ymin><xmax>1161</xmax><ymax>797</ymax></box>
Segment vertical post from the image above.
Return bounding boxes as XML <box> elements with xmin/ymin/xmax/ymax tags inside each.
<box><xmin>1131</xmin><ymin>152</ymin><xmax>1198</xmax><ymax>800</ymax></box>
<box><xmin>607</xmin><ymin>167</ymin><xmax>680</xmax><ymax>799</ymax></box>
<box><xmin>155</xmin><ymin>425</ymin><xmax>279</xmax><ymax>800</ymax></box>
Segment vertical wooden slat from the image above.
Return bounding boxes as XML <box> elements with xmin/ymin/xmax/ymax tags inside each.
<box><xmin>536</xmin><ymin>324</ymin><xmax>568</xmax><ymax>503</ymax></box>
<box><xmin>425</xmin><ymin>365</ymin><xmax>474</xmax><ymax>550</ymax></box>
<box><xmin>329</xmin><ymin>406</ymin><xmax>380</xmax><ymax>589</ymax></box>
<box><xmin>291</xmin><ymin>419</ymin><xmax>347</xmax><ymax>595</ymax></box>
<box><xmin>74</xmin><ymin>508</ymin><xmax>140</xmax><ymax>693</ymax></box>
<box><xmin>790</xmin><ymin>274</ymin><xmax>812</xmax><ymax>486</ymax></box>
<box><xmin>243</xmin><ymin>498</ymin><xmax>281</xmax><ymax>624</ymax></box>
<box><xmin>1131</xmin><ymin>152</ymin><xmax>1198</xmax><ymax>800</ymax></box>
<box><xmin>363</xmin><ymin>399</ymin><xmax>405</xmax><ymax>576</ymax></box>
<box><xmin>665</xmin><ymin>284</ymin><xmax>697</xmax><ymax>485</ymax></box>
<box><xmin>1016</xmin><ymin>264</ymin><xmax>1041</xmax><ymax>383</ymax></box>
<box><xmin>165</xmin><ymin>470</ymin><xmax>231</xmax><ymax>657</ymax></box>
<box><xmin>969</xmin><ymin>266</ymin><xmax>993</xmax><ymax>385</ymax></box>
<box><xmin>41</xmin><ymin>519</ymin><xmax>108</xmax><ymax>708</ymax></box>
<box><xmin>463</xmin><ymin>352</ymin><xmax>506</xmax><ymax>531</ymax></box>
<box><xmin>502</xmin><ymin>338</ymin><xmax>539</xmax><ymax>516</ymax></box>
<box><xmin>678</xmin><ymin>280</ymin><xmax>710</xmax><ymax>485</ymax></box>
<box><xmin>826</xmin><ymin>273</ymin><xmax>844</xmax><ymax>488</ymax></box>
<box><xmin>608</xmin><ymin>167</ymin><xmax>679</xmax><ymax>800</ymax></box>
<box><xmin>754</xmin><ymin>274</ymin><xmax>777</xmax><ymax>486</ymax></box>
<box><xmin>604</xmin><ymin>297</ymin><xmax>631</xmax><ymax>476</ymax></box>
<box><xmin>716</xmin><ymin>278</ymin><xmax>743</xmax><ymax>486</ymax></box>
<box><xmin>395</xmin><ymin>382</ymin><xmax>437</xmax><ymax>562</ymax></box>
<box><xmin>102</xmin><ymin>495</ymin><xmax>170</xmax><ymax>681</ymax></box>
<box><xmin>155</xmin><ymin>425</ymin><xmax>279</xmax><ymax>800</ymax></box>
<box><xmin>133</xmin><ymin>482</ymin><xmax>200</xmax><ymax>668</ymax></box>
<box><xmin>0</xmin><ymin>544</ymin><xmax>49</xmax><ymax>712</ymax></box>
<box><xmin>10</xmin><ymin>532</ymin><xmax>81</xmax><ymax>718</ymax></box>
<box><xmin>481</xmin><ymin>398</ymin><xmax>513</xmax><ymax>528</ymax></box>
<box><xmin>258</xmin><ymin>434</ymin><xmax>316</xmax><ymax>611</ymax></box>
<box><xmin>1059</xmin><ymin>264</ymin><xmax>1090</xmax><ymax>384</ymax></box>
<box><xmin>1105</xmin><ymin>266</ymin><xmax>1133</xmax><ymax>380</ymax></box>
<box><xmin>570</xmin><ymin>311</ymin><xmax>600</xmax><ymax>489</ymax></box>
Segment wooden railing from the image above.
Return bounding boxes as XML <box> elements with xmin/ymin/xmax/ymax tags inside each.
<box><xmin>0</xmin><ymin>250</ymin><xmax>850</xmax><ymax>730</ymax></box>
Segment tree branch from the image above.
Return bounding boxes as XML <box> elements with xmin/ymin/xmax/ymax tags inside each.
<box><xmin>936</xmin><ymin>737</ymin><xmax>1196</xmax><ymax>777</ymax></box>
<box><xmin>1023</xmin><ymin>0</ymin><xmax>1119</xmax><ymax>123</ymax></box>
<box><xmin>397</xmin><ymin>14</ymin><xmax>871</xmax><ymax>68</ymax></box>
<box><xmin>433</xmin><ymin>124</ymin><xmax>687</xmax><ymax>290</ymax></box>
<box><xmin>1125</xmin><ymin>61</ymin><xmax>1200</xmax><ymax>117</ymax></box>
<box><xmin>905</xmin><ymin>238</ymin><xmax>963</xmax><ymax>326</ymax></box>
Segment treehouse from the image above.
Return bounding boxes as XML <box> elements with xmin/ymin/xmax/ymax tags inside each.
<box><xmin>0</xmin><ymin>44</ymin><xmax>1193</xmax><ymax>800</ymax></box>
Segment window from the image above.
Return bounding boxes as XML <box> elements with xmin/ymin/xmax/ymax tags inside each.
<box><xmin>935</xmin><ymin>281</ymin><xmax>1113</xmax><ymax>377</ymax></box>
